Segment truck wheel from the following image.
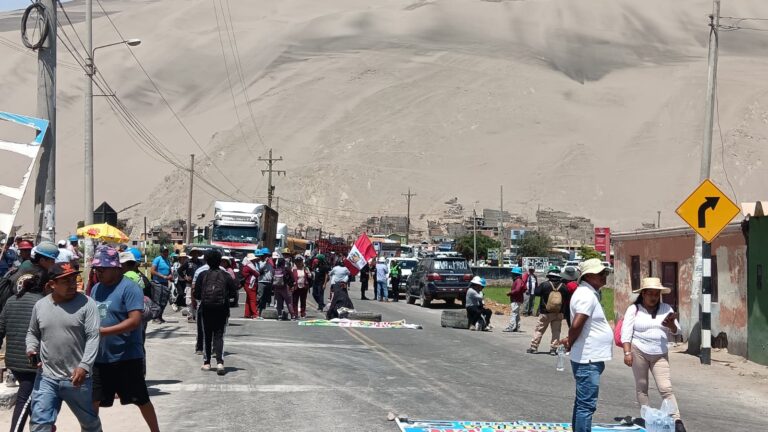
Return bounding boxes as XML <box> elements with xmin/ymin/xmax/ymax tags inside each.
<box><xmin>420</xmin><ymin>288</ymin><xmax>431</xmax><ymax>308</ymax></box>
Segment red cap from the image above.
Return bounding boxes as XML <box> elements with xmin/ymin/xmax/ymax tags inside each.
<box><xmin>17</xmin><ymin>240</ymin><xmax>34</xmax><ymax>250</ymax></box>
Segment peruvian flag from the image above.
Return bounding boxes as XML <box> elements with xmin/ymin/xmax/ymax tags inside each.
<box><xmin>344</xmin><ymin>234</ymin><xmax>377</xmax><ymax>276</ymax></box>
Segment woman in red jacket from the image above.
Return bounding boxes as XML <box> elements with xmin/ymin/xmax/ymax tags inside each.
<box><xmin>241</xmin><ymin>253</ymin><xmax>260</xmax><ymax>318</ymax></box>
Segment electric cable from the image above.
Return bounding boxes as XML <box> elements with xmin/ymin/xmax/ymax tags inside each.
<box><xmin>20</xmin><ymin>2</ymin><xmax>49</xmax><ymax>50</ymax></box>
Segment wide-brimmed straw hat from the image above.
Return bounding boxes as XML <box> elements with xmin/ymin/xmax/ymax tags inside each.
<box><xmin>633</xmin><ymin>277</ymin><xmax>671</xmax><ymax>294</ymax></box>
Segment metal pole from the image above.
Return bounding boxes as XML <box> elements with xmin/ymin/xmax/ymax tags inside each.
<box><xmin>267</xmin><ymin>149</ymin><xmax>273</xmax><ymax>207</ymax></box>
<box><xmin>34</xmin><ymin>0</ymin><xmax>57</xmax><ymax>243</ymax></box>
<box><xmin>186</xmin><ymin>154</ymin><xmax>194</xmax><ymax>244</ymax></box>
<box><xmin>473</xmin><ymin>204</ymin><xmax>477</xmax><ymax>265</ymax></box>
<box><xmin>82</xmin><ymin>0</ymin><xmax>94</xmax><ymax>281</ymax></box>
<box><xmin>657</xmin><ymin>211</ymin><xmax>661</xmax><ymax>228</ymax></box>
<box><xmin>499</xmin><ymin>185</ymin><xmax>504</xmax><ymax>263</ymax></box>
<box><xmin>690</xmin><ymin>0</ymin><xmax>720</xmax><ymax>364</ymax></box>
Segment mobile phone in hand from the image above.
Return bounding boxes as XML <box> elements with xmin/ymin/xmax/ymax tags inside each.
<box><xmin>29</xmin><ymin>353</ymin><xmax>40</xmax><ymax>367</ymax></box>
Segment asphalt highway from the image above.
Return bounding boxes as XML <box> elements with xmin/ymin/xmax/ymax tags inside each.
<box><xmin>139</xmin><ymin>283</ymin><xmax>767</xmax><ymax>431</ymax></box>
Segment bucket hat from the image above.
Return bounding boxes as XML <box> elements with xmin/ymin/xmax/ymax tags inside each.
<box><xmin>470</xmin><ymin>276</ymin><xmax>486</xmax><ymax>287</ymax></box>
<box><xmin>560</xmin><ymin>266</ymin><xmax>579</xmax><ymax>281</ymax></box>
<box><xmin>91</xmin><ymin>245</ymin><xmax>121</xmax><ymax>268</ymax></box>
<box><xmin>634</xmin><ymin>277</ymin><xmax>671</xmax><ymax>294</ymax></box>
<box><xmin>578</xmin><ymin>258</ymin><xmax>607</xmax><ymax>281</ymax></box>
<box><xmin>246</xmin><ymin>253</ymin><xmax>257</xmax><ymax>261</ymax></box>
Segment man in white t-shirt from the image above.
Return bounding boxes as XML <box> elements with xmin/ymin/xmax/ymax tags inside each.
<box><xmin>55</xmin><ymin>240</ymin><xmax>76</xmax><ymax>264</ymax></box>
<box><xmin>560</xmin><ymin>258</ymin><xmax>612</xmax><ymax>432</ymax></box>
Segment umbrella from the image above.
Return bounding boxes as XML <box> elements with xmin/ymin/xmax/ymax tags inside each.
<box><xmin>77</xmin><ymin>223</ymin><xmax>129</xmax><ymax>243</ymax></box>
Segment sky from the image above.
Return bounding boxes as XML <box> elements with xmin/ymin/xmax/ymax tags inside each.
<box><xmin>0</xmin><ymin>0</ymin><xmax>71</xmax><ymax>12</ymax></box>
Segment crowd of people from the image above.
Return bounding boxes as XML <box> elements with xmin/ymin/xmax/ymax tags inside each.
<box><xmin>0</xmin><ymin>234</ymin><xmax>686</xmax><ymax>432</ymax></box>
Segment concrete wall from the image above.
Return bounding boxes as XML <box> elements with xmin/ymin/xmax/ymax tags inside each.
<box><xmin>613</xmin><ymin>228</ymin><xmax>748</xmax><ymax>357</ymax></box>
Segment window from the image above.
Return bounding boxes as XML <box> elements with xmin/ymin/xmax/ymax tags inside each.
<box><xmin>711</xmin><ymin>255</ymin><xmax>718</xmax><ymax>303</ymax></box>
<box><xmin>432</xmin><ymin>259</ymin><xmax>469</xmax><ymax>271</ymax></box>
<box><xmin>631</xmin><ymin>256</ymin><xmax>641</xmax><ymax>292</ymax></box>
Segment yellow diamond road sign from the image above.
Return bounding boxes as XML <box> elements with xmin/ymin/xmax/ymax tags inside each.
<box><xmin>676</xmin><ymin>179</ymin><xmax>740</xmax><ymax>243</ymax></box>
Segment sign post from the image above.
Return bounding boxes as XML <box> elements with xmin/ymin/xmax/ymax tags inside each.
<box><xmin>676</xmin><ymin>178</ymin><xmax>739</xmax><ymax>364</ymax></box>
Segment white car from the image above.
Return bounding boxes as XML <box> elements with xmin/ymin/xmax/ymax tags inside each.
<box><xmin>386</xmin><ymin>257</ymin><xmax>419</xmax><ymax>290</ymax></box>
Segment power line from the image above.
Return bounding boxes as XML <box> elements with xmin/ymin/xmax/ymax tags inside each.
<box><xmin>94</xmin><ymin>0</ymin><xmax>251</xmax><ymax>199</ymax></box>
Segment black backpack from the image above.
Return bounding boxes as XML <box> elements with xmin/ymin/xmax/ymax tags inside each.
<box><xmin>200</xmin><ymin>269</ymin><xmax>229</xmax><ymax>307</ymax></box>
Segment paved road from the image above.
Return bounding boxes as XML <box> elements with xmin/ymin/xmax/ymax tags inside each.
<box><xmin>6</xmin><ymin>283</ymin><xmax>763</xmax><ymax>431</ymax></box>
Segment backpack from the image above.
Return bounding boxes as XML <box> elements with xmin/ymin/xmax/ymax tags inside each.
<box><xmin>545</xmin><ymin>282</ymin><xmax>563</xmax><ymax>313</ymax></box>
<box><xmin>200</xmin><ymin>269</ymin><xmax>229</xmax><ymax>307</ymax></box>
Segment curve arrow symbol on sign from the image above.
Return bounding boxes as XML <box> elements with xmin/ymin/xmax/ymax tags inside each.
<box><xmin>698</xmin><ymin>196</ymin><xmax>720</xmax><ymax>228</ymax></box>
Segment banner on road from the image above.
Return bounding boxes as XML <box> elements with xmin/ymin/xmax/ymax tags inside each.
<box><xmin>395</xmin><ymin>419</ymin><xmax>645</xmax><ymax>432</ymax></box>
<box><xmin>297</xmin><ymin>319</ymin><xmax>422</xmax><ymax>330</ymax></box>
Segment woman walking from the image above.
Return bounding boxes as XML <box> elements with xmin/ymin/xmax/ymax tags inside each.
<box><xmin>0</xmin><ymin>269</ymin><xmax>49</xmax><ymax>432</ymax></box>
<box><xmin>620</xmin><ymin>277</ymin><xmax>685</xmax><ymax>432</ymax></box>
<box><xmin>292</xmin><ymin>256</ymin><xmax>311</xmax><ymax>318</ymax></box>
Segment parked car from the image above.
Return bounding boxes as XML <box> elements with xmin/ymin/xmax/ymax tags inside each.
<box><xmin>405</xmin><ymin>257</ymin><xmax>473</xmax><ymax>307</ymax></box>
<box><xmin>386</xmin><ymin>257</ymin><xmax>419</xmax><ymax>298</ymax></box>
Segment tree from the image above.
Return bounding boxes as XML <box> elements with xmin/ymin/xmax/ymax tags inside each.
<box><xmin>455</xmin><ymin>234</ymin><xmax>500</xmax><ymax>261</ymax></box>
<box><xmin>578</xmin><ymin>245</ymin><xmax>603</xmax><ymax>261</ymax></box>
<box><xmin>517</xmin><ymin>231</ymin><xmax>553</xmax><ymax>257</ymax></box>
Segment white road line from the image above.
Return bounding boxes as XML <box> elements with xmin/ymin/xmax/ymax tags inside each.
<box><xmin>164</xmin><ymin>340</ymin><xmax>370</xmax><ymax>349</ymax></box>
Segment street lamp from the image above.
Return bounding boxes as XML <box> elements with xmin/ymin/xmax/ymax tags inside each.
<box><xmin>83</xmin><ymin>32</ymin><xmax>141</xmax><ymax>284</ymax></box>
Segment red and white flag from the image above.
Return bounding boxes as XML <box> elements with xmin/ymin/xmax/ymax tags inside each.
<box><xmin>344</xmin><ymin>234</ymin><xmax>377</xmax><ymax>276</ymax></box>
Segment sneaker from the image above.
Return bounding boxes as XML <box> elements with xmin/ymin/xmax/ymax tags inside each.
<box><xmin>549</xmin><ymin>348</ymin><xmax>558</xmax><ymax>356</ymax></box>
<box><xmin>470</xmin><ymin>326</ymin><xmax>477</xmax><ymax>331</ymax></box>
<box><xmin>201</xmin><ymin>363</ymin><xmax>211</xmax><ymax>371</ymax></box>
<box><xmin>216</xmin><ymin>363</ymin><xmax>225</xmax><ymax>376</ymax></box>
<box><xmin>502</xmin><ymin>327</ymin><xmax>515</xmax><ymax>332</ymax></box>
<box><xmin>171</xmin><ymin>304</ymin><xmax>179</xmax><ymax>312</ymax></box>
<box><xmin>526</xmin><ymin>348</ymin><xmax>536</xmax><ymax>354</ymax></box>
<box><xmin>257</xmin><ymin>317</ymin><xmax>264</xmax><ymax>320</ymax></box>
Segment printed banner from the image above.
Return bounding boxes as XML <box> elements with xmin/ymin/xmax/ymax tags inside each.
<box><xmin>298</xmin><ymin>318</ymin><xmax>422</xmax><ymax>330</ymax></box>
<box><xmin>395</xmin><ymin>419</ymin><xmax>645</xmax><ymax>432</ymax></box>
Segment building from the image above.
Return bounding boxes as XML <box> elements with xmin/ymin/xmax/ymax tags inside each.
<box><xmin>612</xmin><ymin>215</ymin><xmax>767</xmax><ymax>365</ymax></box>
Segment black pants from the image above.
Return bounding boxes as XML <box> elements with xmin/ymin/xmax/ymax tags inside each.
<box><xmin>200</xmin><ymin>306</ymin><xmax>228</xmax><ymax>365</ymax></box>
<box><xmin>195</xmin><ymin>307</ymin><xmax>203</xmax><ymax>352</ymax></box>
<box><xmin>360</xmin><ymin>277</ymin><xmax>369</xmax><ymax>297</ymax></box>
<box><xmin>466</xmin><ymin>306</ymin><xmax>492</xmax><ymax>330</ymax></box>
<box><xmin>311</xmin><ymin>279</ymin><xmax>325</xmax><ymax>309</ymax></box>
<box><xmin>10</xmin><ymin>370</ymin><xmax>36</xmax><ymax>432</ymax></box>
<box><xmin>257</xmin><ymin>283</ymin><xmax>273</xmax><ymax>314</ymax></box>
<box><xmin>390</xmin><ymin>277</ymin><xmax>400</xmax><ymax>301</ymax></box>
<box><xmin>175</xmin><ymin>280</ymin><xmax>187</xmax><ymax>308</ymax></box>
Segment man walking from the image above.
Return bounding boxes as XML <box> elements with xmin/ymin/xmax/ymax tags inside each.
<box><xmin>310</xmin><ymin>253</ymin><xmax>329</xmax><ymax>310</ymax></box>
<box><xmin>359</xmin><ymin>262</ymin><xmax>370</xmax><ymax>300</ymax></box>
<box><xmin>194</xmin><ymin>250</ymin><xmax>238</xmax><ymax>375</ymax></box>
<box><xmin>560</xmin><ymin>259</ymin><xmax>612</xmax><ymax>432</ymax></box>
<box><xmin>522</xmin><ymin>266</ymin><xmax>537</xmax><ymax>316</ymax></box>
<box><xmin>89</xmin><ymin>246</ymin><xmax>160</xmax><ymax>432</ymax></box>
<box><xmin>26</xmin><ymin>262</ymin><xmax>102</xmax><ymax>432</ymax></box>
<box><xmin>503</xmin><ymin>267</ymin><xmax>525</xmax><ymax>332</ymax></box>
<box><xmin>527</xmin><ymin>268</ymin><xmax>565</xmax><ymax>355</ymax></box>
<box><xmin>389</xmin><ymin>260</ymin><xmax>401</xmax><ymax>302</ymax></box>
<box><xmin>149</xmin><ymin>247</ymin><xmax>172</xmax><ymax>323</ymax></box>
<box><xmin>256</xmin><ymin>248</ymin><xmax>275</xmax><ymax>317</ymax></box>
<box><xmin>375</xmin><ymin>258</ymin><xmax>389</xmax><ymax>302</ymax></box>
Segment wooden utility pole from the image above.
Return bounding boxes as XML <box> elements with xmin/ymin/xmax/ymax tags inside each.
<box><xmin>33</xmin><ymin>0</ymin><xmax>57</xmax><ymax>243</ymax></box>
<box><xmin>402</xmin><ymin>189</ymin><xmax>416</xmax><ymax>244</ymax></box>
<box><xmin>259</xmin><ymin>148</ymin><xmax>285</xmax><ymax>208</ymax></box>
<box><xmin>186</xmin><ymin>154</ymin><xmax>194</xmax><ymax>244</ymax></box>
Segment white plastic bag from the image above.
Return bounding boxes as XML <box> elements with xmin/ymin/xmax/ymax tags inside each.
<box><xmin>641</xmin><ymin>400</ymin><xmax>677</xmax><ymax>432</ymax></box>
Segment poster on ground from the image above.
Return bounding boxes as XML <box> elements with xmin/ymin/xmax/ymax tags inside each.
<box><xmin>395</xmin><ymin>419</ymin><xmax>645</xmax><ymax>432</ymax></box>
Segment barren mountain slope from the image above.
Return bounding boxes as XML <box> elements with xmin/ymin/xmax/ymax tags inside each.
<box><xmin>2</xmin><ymin>0</ymin><xmax>768</xmax><ymax>236</ymax></box>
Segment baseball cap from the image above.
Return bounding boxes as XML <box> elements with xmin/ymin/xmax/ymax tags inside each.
<box><xmin>119</xmin><ymin>251</ymin><xmax>137</xmax><ymax>264</ymax></box>
<box><xmin>49</xmin><ymin>262</ymin><xmax>79</xmax><ymax>280</ymax></box>
<box><xmin>57</xmin><ymin>239</ymin><xmax>67</xmax><ymax>247</ymax></box>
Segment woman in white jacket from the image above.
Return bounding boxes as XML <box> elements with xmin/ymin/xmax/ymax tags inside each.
<box><xmin>621</xmin><ymin>277</ymin><xmax>685</xmax><ymax>432</ymax></box>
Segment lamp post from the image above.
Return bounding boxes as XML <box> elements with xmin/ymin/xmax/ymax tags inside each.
<box><xmin>82</xmin><ymin>19</ymin><xmax>141</xmax><ymax>280</ymax></box>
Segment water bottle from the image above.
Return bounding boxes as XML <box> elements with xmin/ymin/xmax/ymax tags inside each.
<box><xmin>556</xmin><ymin>345</ymin><xmax>566</xmax><ymax>371</ymax></box>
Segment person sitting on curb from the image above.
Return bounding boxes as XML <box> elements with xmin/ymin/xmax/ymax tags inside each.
<box><xmin>527</xmin><ymin>267</ymin><xmax>566</xmax><ymax>355</ymax></box>
<box><xmin>466</xmin><ymin>276</ymin><xmax>492</xmax><ymax>331</ymax></box>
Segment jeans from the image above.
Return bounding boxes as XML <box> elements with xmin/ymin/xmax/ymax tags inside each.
<box><xmin>257</xmin><ymin>283</ymin><xmax>273</xmax><ymax>314</ymax></box>
<box><xmin>10</xmin><ymin>370</ymin><xmax>36</xmax><ymax>432</ymax></box>
<box><xmin>571</xmin><ymin>361</ymin><xmax>604</xmax><ymax>432</ymax></box>
<box><xmin>376</xmin><ymin>280</ymin><xmax>387</xmax><ymax>301</ymax></box>
<box><xmin>30</xmin><ymin>374</ymin><xmax>102</xmax><ymax>432</ymax></box>
<box><xmin>312</xmin><ymin>280</ymin><xmax>326</xmax><ymax>309</ymax></box>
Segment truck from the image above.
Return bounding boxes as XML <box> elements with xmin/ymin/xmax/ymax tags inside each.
<box><xmin>210</xmin><ymin>201</ymin><xmax>278</xmax><ymax>260</ymax></box>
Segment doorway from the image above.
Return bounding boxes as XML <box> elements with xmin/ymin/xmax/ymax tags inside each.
<box><xmin>661</xmin><ymin>262</ymin><xmax>679</xmax><ymax>309</ymax></box>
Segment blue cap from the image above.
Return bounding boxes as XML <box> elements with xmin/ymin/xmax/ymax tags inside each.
<box><xmin>68</xmin><ymin>235</ymin><xmax>78</xmax><ymax>242</ymax></box>
<box><xmin>128</xmin><ymin>247</ymin><xmax>142</xmax><ymax>262</ymax></box>
<box><xmin>511</xmin><ymin>266</ymin><xmax>524</xmax><ymax>275</ymax></box>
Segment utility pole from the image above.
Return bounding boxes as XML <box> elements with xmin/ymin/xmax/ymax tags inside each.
<box><xmin>402</xmin><ymin>189</ymin><xmax>416</xmax><ymax>244</ymax></box>
<box><xmin>275</xmin><ymin>196</ymin><xmax>279</xmax><ymax>213</ymax></box>
<box><xmin>499</xmin><ymin>186</ymin><xmax>504</xmax><ymax>263</ymax></box>
<box><xmin>186</xmin><ymin>154</ymin><xmax>194</xmax><ymax>244</ymax></box>
<box><xmin>657</xmin><ymin>211</ymin><xmax>661</xmax><ymax>228</ymax></box>
<box><xmin>143</xmin><ymin>216</ymin><xmax>147</xmax><ymax>264</ymax></box>
<box><xmin>689</xmin><ymin>0</ymin><xmax>720</xmax><ymax>365</ymax></box>
<box><xmin>473</xmin><ymin>201</ymin><xmax>478</xmax><ymax>265</ymax></box>
<box><xmin>33</xmin><ymin>0</ymin><xmax>57</xmax><ymax>243</ymax></box>
<box><xmin>259</xmin><ymin>148</ymin><xmax>285</xmax><ymax>208</ymax></box>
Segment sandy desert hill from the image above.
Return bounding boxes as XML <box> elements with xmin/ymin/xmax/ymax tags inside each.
<box><xmin>2</xmin><ymin>0</ymin><xmax>768</xmax><ymax>237</ymax></box>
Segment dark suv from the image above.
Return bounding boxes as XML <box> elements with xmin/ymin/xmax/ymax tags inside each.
<box><xmin>405</xmin><ymin>257</ymin><xmax>473</xmax><ymax>307</ymax></box>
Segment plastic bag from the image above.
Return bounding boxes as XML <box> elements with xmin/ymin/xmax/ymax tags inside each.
<box><xmin>641</xmin><ymin>399</ymin><xmax>676</xmax><ymax>432</ymax></box>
